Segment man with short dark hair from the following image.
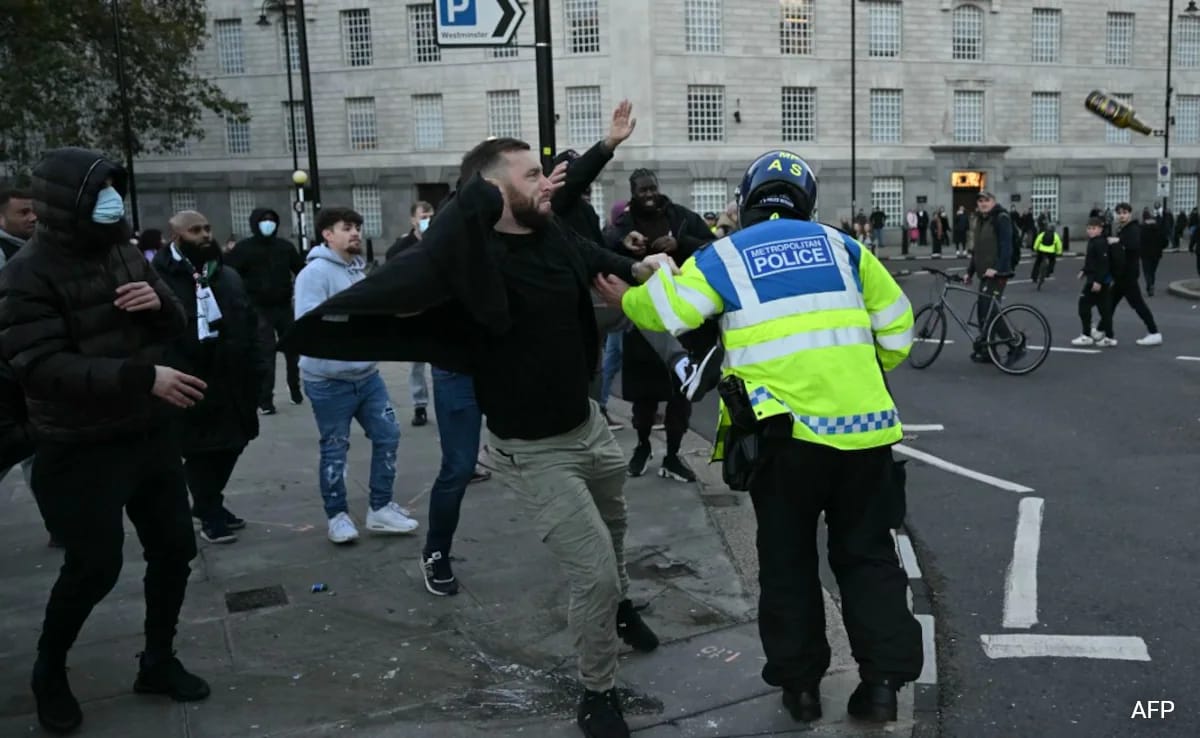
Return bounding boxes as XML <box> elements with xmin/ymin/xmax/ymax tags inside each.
<box><xmin>1108</xmin><ymin>203</ymin><xmax>1162</xmax><ymax>346</ymax></box>
<box><xmin>295</xmin><ymin>206</ymin><xmax>419</xmax><ymax>544</ymax></box>
<box><xmin>386</xmin><ymin>200</ymin><xmax>436</xmax><ymax>426</ymax></box>
<box><xmin>966</xmin><ymin>191</ymin><xmax>1017</xmax><ymax>364</ymax></box>
<box><xmin>0</xmin><ymin>187</ymin><xmax>36</xmax><ymax>265</ymax></box>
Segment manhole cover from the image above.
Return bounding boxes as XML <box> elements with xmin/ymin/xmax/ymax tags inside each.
<box><xmin>225</xmin><ymin>585</ymin><xmax>289</xmax><ymax>613</ymax></box>
<box><xmin>702</xmin><ymin>493</ymin><xmax>739</xmax><ymax>508</ymax></box>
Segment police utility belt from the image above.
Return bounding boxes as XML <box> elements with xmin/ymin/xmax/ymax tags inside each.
<box><xmin>717</xmin><ymin>375</ymin><xmax>793</xmax><ymax>492</ymax></box>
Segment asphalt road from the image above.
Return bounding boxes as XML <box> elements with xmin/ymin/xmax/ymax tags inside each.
<box><xmin>684</xmin><ymin>251</ymin><xmax>1200</xmax><ymax>736</ymax></box>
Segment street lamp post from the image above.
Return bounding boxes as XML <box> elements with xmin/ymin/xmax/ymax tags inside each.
<box><xmin>110</xmin><ymin>0</ymin><xmax>140</xmax><ymax>231</ymax></box>
<box><xmin>257</xmin><ymin>2</ymin><xmax>300</xmax><ymax>174</ymax></box>
<box><xmin>292</xmin><ymin>0</ymin><xmax>321</xmax><ymax>214</ymax></box>
<box><xmin>1165</xmin><ymin>1</ymin><xmax>1199</xmax><ymax>197</ymax></box>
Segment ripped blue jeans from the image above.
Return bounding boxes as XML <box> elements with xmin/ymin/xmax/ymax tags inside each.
<box><xmin>303</xmin><ymin>372</ymin><xmax>400</xmax><ymax>519</ymax></box>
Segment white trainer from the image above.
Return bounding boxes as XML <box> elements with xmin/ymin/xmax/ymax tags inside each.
<box><xmin>1090</xmin><ymin>329</ymin><xmax>1105</xmax><ymax>342</ymax></box>
<box><xmin>1096</xmin><ymin>337</ymin><xmax>1118</xmax><ymax>347</ymax></box>
<box><xmin>327</xmin><ymin>512</ymin><xmax>360</xmax><ymax>544</ymax></box>
<box><xmin>365</xmin><ymin>502</ymin><xmax>420</xmax><ymax>534</ymax></box>
<box><xmin>1071</xmin><ymin>335</ymin><xmax>1095</xmax><ymax>346</ymax></box>
<box><xmin>1135</xmin><ymin>333</ymin><xmax>1163</xmax><ymax>346</ymax></box>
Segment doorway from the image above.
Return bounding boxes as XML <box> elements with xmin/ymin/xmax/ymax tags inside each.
<box><xmin>950</xmin><ymin>170</ymin><xmax>985</xmax><ymax>214</ymax></box>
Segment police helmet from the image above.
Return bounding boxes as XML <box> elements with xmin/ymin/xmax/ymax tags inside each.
<box><xmin>737</xmin><ymin>150</ymin><xmax>818</xmax><ymax>224</ymax></box>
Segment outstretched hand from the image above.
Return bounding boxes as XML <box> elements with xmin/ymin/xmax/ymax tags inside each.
<box><xmin>543</xmin><ymin>161</ymin><xmax>569</xmax><ymax>199</ymax></box>
<box><xmin>605</xmin><ymin>100</ymin><xmax>637</xmax><ymax>150</ymax></box>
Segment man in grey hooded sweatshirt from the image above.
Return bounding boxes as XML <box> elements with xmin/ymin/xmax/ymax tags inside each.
<box><xmin>294</xmin><ymin>206</ymin><xmax>420</xmax><ymax>544</ymax></box>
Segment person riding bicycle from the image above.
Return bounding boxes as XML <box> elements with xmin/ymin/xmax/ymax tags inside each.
<box><xmin>965</xmin><ymin>191</ymin><xmax>1021</xmax><ymax>365</ymax></box>
<box><xmin>1030</xmin><ymin>224</ymin><xmax>1062</xmax><ymax>282</ymax></box>
<box><xmin>594</xmin><ymin>149</ymin><xmax>923</xmax><ymax>726</ymax></box>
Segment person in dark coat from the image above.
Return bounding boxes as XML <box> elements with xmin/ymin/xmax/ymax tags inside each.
<box><xmin>605</xmin><ymin>168</ymin><xmax>713</xmax><ymax>482</ymax></box>
<box><xmin>155</xmin><ymin>210</ymin><xmax>262</xmax><ymax>544</ymax></box>
<box><xmin>1140</xmin><ymin>207</ymin><xmax>1164</xmax><ymax>296</ymax></box>
<box><xmin>385</xmin><ymin>200</ymin><xmax>434</xmax><ymax>262</ymax></box>
<box><xmin>225</xmin><ymin>207</ymin><xmax>304</xmax><ymax>414</ymax></box>
<box><xmin>0</xmin><ymin>148</ymin><xmax>210</xmax><ymax>734</ymax></box>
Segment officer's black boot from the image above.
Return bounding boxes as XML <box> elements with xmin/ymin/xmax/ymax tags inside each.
<box><xmin>847</xmin><ymin>678</ymin><xmax>901</xmax><ymax>722</ymax></box>
<box><xmin>782</xmin><ymin>682</ymin><xmax>822</xmax><ymax>722</ymax></box>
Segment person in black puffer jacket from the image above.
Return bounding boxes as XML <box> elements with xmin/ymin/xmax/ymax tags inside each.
<box><xmin>225</xmin><ymin>207</ymin><xmax>304</xmax><ymax>413</ymax></box>
<box><xmin>155</xmin><ymin>209</ymin><xmax>263</xmax><ymax>545</ymax></box>
<box><xmin>0</xmin><ymin>147</ymin><xmax>211</xmax><ymax>734</ymax></box>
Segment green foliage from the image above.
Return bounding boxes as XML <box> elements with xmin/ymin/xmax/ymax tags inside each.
<box><xmin>0</xmin><ymin>0</ymin><xmax>248</xmax><ymax>176</ymax></box>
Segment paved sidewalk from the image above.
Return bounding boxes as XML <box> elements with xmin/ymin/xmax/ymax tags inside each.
<box><xmin>0</xmin><ymin>364</ymin><xmax>913</xmax><ymax>737</ymax></box>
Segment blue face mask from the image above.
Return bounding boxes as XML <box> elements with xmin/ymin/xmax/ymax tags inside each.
<box><xmin>259</xmin><ymin>220</ymin><xmax>278</xmax><ymax>237</ymax></box>
<box><xmin>91</xmin><ymin>186</ymin><xmax>125</xmax><ymax>224</ymax></box>
<box><xmin>418</xmin><ymin>217</ymin><xmax>430</xmax><ymax>233</ymax></box>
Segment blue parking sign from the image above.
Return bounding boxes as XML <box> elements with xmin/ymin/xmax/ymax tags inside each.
<box><xmin>439</xmin><ymin>0</ymin><xmax>477</xmax><ymax>26</ymax></box>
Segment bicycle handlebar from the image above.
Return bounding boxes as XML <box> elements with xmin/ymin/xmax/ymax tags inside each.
<box><xmin>923</xmin><ymin>267</ymin><xmax>1014</xmax><ymax>282</ymax></box>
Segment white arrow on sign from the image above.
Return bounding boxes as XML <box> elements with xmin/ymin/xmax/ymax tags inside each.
<box><xmin>435</xmin><ymin>0</ymin><xmax>526</xmax><ymax>47</ymax></box>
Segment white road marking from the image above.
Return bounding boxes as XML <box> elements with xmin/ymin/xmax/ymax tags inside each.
<box><xmin>980</xmin><ymin>634</ymin><xmax>1150</xmax><ymax>661</ymax></box>
<box><xmin>917</xmin><ymin>614</ymin><xmax>938</xmax><ymax>683</ymax></box>
<box><xmin>893</xmin><ymin>444</ymin><xmax>1035</xmax><ymax>493</ymax></box>
<box><xmin>914</xmin><ymin>338</ymin><xmax>955</xmax><ymax>344</ymax></box>
<box><xmin>904</xmin><ymin>424</ymin><xmax>945</xmax><ymax>432</ymax></box>
<box><xmin>1035</xmin><ymin>346</ymin><xmax>1101</xmax><ymax>355</ymax></box>
<box><xmin>1177</xmin><ymin>355</ymin><xmax>1200</xmax><ymax>362</ymax></box>
<box><xmin>1003</xmin><ymin>497</ymin><xmax>1044</xmax><ymax>629</ymax></box>
<box><xmin>897</xmin><ymin>533</ymin><xmax>923</xmax><ymax>579</ymax></box>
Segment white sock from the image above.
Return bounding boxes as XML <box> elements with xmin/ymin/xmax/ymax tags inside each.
<box><xmin>674</xmin><ymin>357</ymin><xmax>690</xmax><ymax>383</ymax></box>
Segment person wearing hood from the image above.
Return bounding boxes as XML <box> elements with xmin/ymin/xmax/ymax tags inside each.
<box><xmin>226</xmin><ymin>207</ymin><xmax>304</xmax><ymax>414</ymax></box>
<box><xmin>295</xmin><ymin>206</ymin><xmax>420</xmax><ymax>544</ymax></box>
<box><xmin>0</xmin><ymin>148</ymin><xmax>210</xmax><ymax>734</ymax></box>
<box><xmin>155</xmin><ymin>210</ymin><xmax>262</xmax><ymax>545</ymax></box>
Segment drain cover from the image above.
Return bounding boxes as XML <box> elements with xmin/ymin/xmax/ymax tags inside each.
<box><xmin>225</xmin><ymin>585</ymin><xmax>289</xmax><ymax>613</ymax></box>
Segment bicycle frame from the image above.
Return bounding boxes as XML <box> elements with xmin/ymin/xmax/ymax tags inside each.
<box><xmin>928</xmin><ymin>279</ymin><xmax>1005</xmax><ymax>346</ymax></box>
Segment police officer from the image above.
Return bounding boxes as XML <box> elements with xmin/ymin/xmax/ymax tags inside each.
<box><xmin>594</xmin><ymin>150</ymin><xmax>923</xmax><ymax>724</ymax></box>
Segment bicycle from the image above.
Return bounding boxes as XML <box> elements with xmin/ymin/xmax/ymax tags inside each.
<box><xmin>907</xmin><ymin>267</ymin><xmax>1051</xmax><ymax>375</ymax></box>
<box><xmin>1030</xmin><ymin>252</ymin><xmax>1054</xmax><ymax>291</ymax></box>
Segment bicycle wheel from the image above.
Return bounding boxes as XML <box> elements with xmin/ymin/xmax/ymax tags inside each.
<box><xmin>908</xmin><ymin>303</ymin><xmax>947</xmax><ymax>369</ymax></box>
<box><xmin>985</xmin><ymin>304</ymin><xmax>1051</xmax><ymax>375</ymax></box>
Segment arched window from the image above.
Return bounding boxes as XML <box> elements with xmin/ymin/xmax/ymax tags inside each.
<box><xmin>952</xmin><ymin>4</ymin><xmax>984</xmax><ymax>61</ymax></box>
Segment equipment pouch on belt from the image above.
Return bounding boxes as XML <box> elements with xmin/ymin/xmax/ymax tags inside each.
<box><xmin>717</xmin><ymin>375</ymin><xmax>793</xmax><ymax>492</ymax></box>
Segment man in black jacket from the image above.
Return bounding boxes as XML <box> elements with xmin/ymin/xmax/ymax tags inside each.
<box><xmin>156</xmin><ymin>210</ymin><xmax>262</xmax><ymax>544</ymax></box>
<box><xmin>226</xmin><ymin>207</ymin><xmax>304</xmax><ymax>414</ymax></box>
<box><xmin>385</xmin><ymin>200</ymin><xmax>434</xmax><ymax>262</ymax></box>
<box><xmin>0</xmin><ymin>187</ymin><xmax>36</xmax><ymax>265</ymax></box>
<box><xmin>1108</xmin><ymin>203</ymin><xmax>1162</xmax><ymax>346</ymax></box>
<box><xmin>0</xmin><ymin>148</ymin><xmax>211</xmax><ymax>734</ymax></box>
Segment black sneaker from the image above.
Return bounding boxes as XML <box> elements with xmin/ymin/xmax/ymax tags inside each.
<box><xmin>616</xmin><ymin>599</ymin><xmax>659</xmax><ymax>652</ymax></box>
<box><xmin>222</xmin><ymin>507</ymin><xmax>246</xmax><ymax>531</ymax></box>
<box><xmin>200</xmin><ymin>517</ymin><xmax>237</xmax><ymax>544</ymax></box>
<box><xmin>32</xmin><ymin>657</ymin><xmax>82</xmax><ymax>734</ymax></box>
<box><xmin>659</xmin><ymin>455</ymin><xmax>696</xmax><ymax>483</ymax></box>
<box><xmin>133</xmin><ymin>652</ymin><xmax>211</xmax><ymax>702</ymax></box>
<box><xmin>258</xmin><ymin>404</ymin><xmax>277</xmax><ymax>416</ymax></box>
<box><xmin>847</xmin><ymin>679</ymin><xmax>900</xmax><ymax>722</ymax></box>
<box><xmin>680</xmin><ymin>344</ymin><xmax>724</xmax><ymax>402</ymax></box>
<box><xmin>412</xmin><ymin>407</ymin><xmax>428</xmax><ymax>426</ymax></box>
<box><xmin>289</xmin><ymin>386</ymin><xmax>304</xmax><ymax>405</ymax></box>
<box><xmin>782</xmin><ymin>683</ymin><xmax>822</xmax><ymax>722</ymax></box>
<box><xmin>627</xmin><ymin>444</ymin><xmax>652</xmax><ymax>477</ymax></box>
<box><xmin>420</xmin><ymin>551</ymin><xmax>459</xmax><ymax>596</ymax></box>
<box><xmin>577</xmin><ymin>688</ymin><xmax>630</xmax><ymax>738</ymax></box>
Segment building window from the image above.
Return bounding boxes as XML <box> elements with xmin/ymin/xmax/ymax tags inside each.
<box><xmin>488</xmin><ymin>90</ymin><xmax>522</xmax><ymax>138</ymax></box>
<box><xmin>226</xmin><ymin>118</ymin><xmax>251</xmax><ymax>154</ymax></box>
<box><xmin>1031</xmin><ymin>8</ymin><xmax>1061</xmax><ymax>63</ymax></box>
<box><xmin>565</xmin><ymin>0</ymin><xmax>601</xmax><ymax>54</ymax></box>
<box><xmin>866</xmin><ymin>1</ymin><xmax>902</xmax><ymax>58</ymax></box>
<box><xmin>283</xmin><ymin>101</ymin><xmax>307</xmax><ymax>154</ymax></box>
<box><xmin>692</xmin><ymin>179</ymin><xmax>728</xmax><ymax>216</ymax></box>
<box><xmin>1173</xmin><ymin>174</ymin><xmax>1198</xmax><ymax>214</ymax></box>
<box><xmin>952</xmin><ymin>4</ymin><xmax>983</xmax><ymax>61</ymax></box>
<box><xmin>1030</xmin><ymin>176</ymin><xmax>1059</xmax><ymax>223</ymax></box>
<box><xmin>1106</xmin><ymin>12</ymin><xmax>1134</xmax><ymax>66</ymax></box>
<box><xmin>215</xmin><ymin>19</ymin><xmax>245</xmax><ymax>75</ymax></box>
<box><xmin>413</xmin><ymin>94</ymin><xmax>445</xmax><ymax>150</ymax></box>
<box><xmin>170</xmin><ymin>189</ymin><xmax>197</xmax><ymax>215</ymax></box>
<box><xmin>566</xmin><ymin>86</ymin><xmax>603</xmax><ymax>145</ymax></box>
<box><xmin>1106</xmin><ymin>93</ymin><xmax>1133</xmax><ymax>144</ymax></box>
<box><xmin>871</xmin><ymin>177</ymin><xmax>904</xmax><ymax>230</ymax></box>
<box><xmin>590</xmin><ymin>183</ymin><xmax>607</xmax><ymax>227</ymax></box>
<box><xmin>347</xmin><ymin>97</ymin><xmax>378</xmax><ymax>150</ymax></box>
<box><xmin>409</xmin><ymin>4</ymin><xmax>440</xmax><ymax>63</ymax></box>
<box><xmin>341</xmin><ymin>9</ymin><xmax>373</xmax><ymax>67</ymax></box>
<box><xmin>281</xmin><ymin>18</ymin><xmax>300</xmax><ymax>72</ymax></box>
<box><xmin>352</xmin><ymin>186</ymin><xmax>383</xmax><ymax>238</ymax></box>
<box><xmin>229</xmin><ymin>189</ymin><xmax>256</xmax><ymax>238</ymax></box>
<box><xmin>687</xmin><ymin>85</ymin><xmax>725</xmax><ymax>142</ymax></box>
<box><xmin>1180</xmin><ymin>16</ymin><xmax>1200</xmax><ymax>68</ymax></box>
<box><xmin>782</xmin><ymin>87</ymin><xmax>816</xmax><ymax>142</ymax></box>
<box><xmin>953</xmin><ymin>90</ymin><xmax>984</xmax><ymax>143</ymax></box>
<box><xmin>492</xmin><ymin>43</ymin><xmax>519</xmax><ymax>58</ymax></box>
<box><xmin>1104</xmin><ymin>175</ymin><xmax>1131</xmax><ymax>210</ymax></box>
<box><xmin>780</xmin><ymin>0</ymin><xmax>814</xmax><ymax>55</ymax></box>
<box><xmin>870</xmin><ymin>89</ymin><xmax>902</xmax><ymax>143</ymax></box>
<box><xmin>1030</xmin><ymin>92</ymin><xmax>1060</xmax><ymax>144</ymax></box>
<box><xmin>685</xmin><ymin>0</ymin><xmax>723</xmax><ymax>53</ymax></box>
<box><xmin>1176</xmin><ymin>95</ymin><xmax>1200</xmax><ymax>143</ymax></box>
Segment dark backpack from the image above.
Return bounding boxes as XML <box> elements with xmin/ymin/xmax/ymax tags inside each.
<box><xmin>997</xmin><ymin>212</ymin><xmax>1022</xmax><ymax>269</ymax></box>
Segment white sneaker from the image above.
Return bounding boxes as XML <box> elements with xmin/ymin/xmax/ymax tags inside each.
<box><xmin>1071</xmin><ymin>335</ymin><xmax>1096</xmax><ymax>346</ymax></box>
<box><xmin>1136</xmin><ymin>333</ymin><xmax>1163</xmax><ymax>346</ymax></box>
<box><xmin>327</xmin><ymin>512</ymin><xmax>360</xmax><ymax>544</ymax></box>
<box><xmin>365</xmin><ymin>501</ymin><xmax>419</xmax><ymax>534</ymax></box>
<box><xmin>1090</xmin><ymin>329</ymin><xmax>1105</xmax><ymax>342</ymax></box>
<box><xmin>1096</xmin><ymin>337</ymin><xmax>1118</xmax><ymax>347</ymax></box>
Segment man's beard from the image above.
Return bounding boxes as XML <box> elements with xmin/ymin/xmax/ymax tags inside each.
<box><xmin>507</xmin><ymin>185</ymin><xmax>550</xmax><ymax>230</ymax></box>
<box><xmin>345</xmin><ymin>242</ymin><xmax>363</xmax><ymax>255</ymax></box>
<box><xmin>179</xmin><ymin>237</ymin><xmax>219</xmax><ymax>265</ymax></box>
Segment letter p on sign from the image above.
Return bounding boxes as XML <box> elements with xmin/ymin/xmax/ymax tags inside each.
<box><xmin>1131</xmin><ymin>700</ymin><xmax>1175</xmax><ymax>718</ymax></box>
<box><xmin>440</xmin><ymin>0</ymin><xmax>476</xmax><ymax>25</ymax></box>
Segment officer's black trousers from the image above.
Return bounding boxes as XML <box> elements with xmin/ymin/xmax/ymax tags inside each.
<box><xmin>748</xmin><ymin>438</ymin><xmax>923</xmax><ymax>688</ymax></box>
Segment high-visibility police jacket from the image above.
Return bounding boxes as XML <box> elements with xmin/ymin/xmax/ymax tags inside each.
<box><xmin>621</xmin><ymin>218</ymin><xmax>913</xmax><ymax>458</ymax></box>
<box><xmin>1033</xmin><ymin>232</ymin><xmax>1063</xmax><ymax>255</ymax></box>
